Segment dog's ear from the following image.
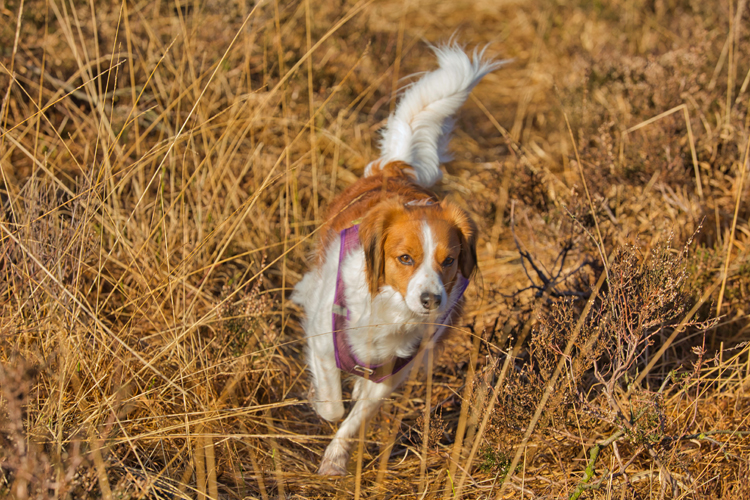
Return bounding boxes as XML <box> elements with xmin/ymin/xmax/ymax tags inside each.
<box><xmin>442</xmin><ymin>201</ymin><xmax>478</xmax><ymax>279</ymax></box>
<box><xmin>358</xmin><ymin>201</ymin><xmax>399</xmax><ymax>296</ymax></box>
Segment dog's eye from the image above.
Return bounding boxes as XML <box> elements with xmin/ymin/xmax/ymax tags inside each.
<box><xmin>398</xmin><ymin>255</ymin><xmax>414</xmax><ymax>266</ymax></box>
<box><xmin>442</xmin><ymin>256</ymin><xmax>455</xmax><ymax>267</ymax></box>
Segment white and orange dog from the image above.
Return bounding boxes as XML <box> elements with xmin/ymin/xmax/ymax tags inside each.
<box><xmin>292</xmin><ymin>45</ymin><xmax>502</xmax><ymax>475</ymax></box>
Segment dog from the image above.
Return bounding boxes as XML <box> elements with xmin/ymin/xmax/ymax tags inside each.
<box><xmin>292</xmin><ymin>45</ymin><xmax>502</xmax><ymax>475</ymax></box>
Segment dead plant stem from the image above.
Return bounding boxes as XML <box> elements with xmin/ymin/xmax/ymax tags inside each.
<box><xmin>716</xmin><ymin>135</ymin><xmax>750</xmax><ymax>315</ymax></box>
<box><xmin>495</xmin><ymin>270</ymin><xmax>608</xmax><ymax>499</ymax></box>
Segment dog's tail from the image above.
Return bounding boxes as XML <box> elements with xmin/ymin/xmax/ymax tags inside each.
<box><xmin>365</xmin><ymin>45</ymin><xmax>505</xmax><ymax>188</ymax></box>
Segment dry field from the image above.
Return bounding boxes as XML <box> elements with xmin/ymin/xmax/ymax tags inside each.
<box><xmin>2</xmin><ymin>0</ymin><xmax>750</xmax><ymax>498</ymax></box>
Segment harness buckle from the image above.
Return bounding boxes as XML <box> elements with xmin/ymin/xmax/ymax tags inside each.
<box><xmin>354</xmin><ymin>364</ymin><xmax>375</xmax><ymax>376</ymax></box>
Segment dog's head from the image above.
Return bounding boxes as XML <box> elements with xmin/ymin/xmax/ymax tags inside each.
<box><xmin>358</xmin><ymin>198</ymin><xmax>477</xmax><ymax>316</ymax></box>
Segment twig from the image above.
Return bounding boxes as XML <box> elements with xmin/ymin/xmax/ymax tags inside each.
<box><xmin>667</xmin><ymin>429</ymin><xmax>750</xmax><ymax>442</ymax></box>
<box><xmin>508</xmin><ymin>202</ymin><xmax>592</xmax><ymax>299</ymax></box>
<box><xmin>569</xmin><ymin>430</ymin><xmax>623</xmax><ymax>500</ymax></box>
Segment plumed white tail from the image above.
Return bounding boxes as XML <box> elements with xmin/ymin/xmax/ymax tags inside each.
<box><xmin>366</xmin><ymin>45</ymin><xmax>505</xmax><ymax>188</ymax></box>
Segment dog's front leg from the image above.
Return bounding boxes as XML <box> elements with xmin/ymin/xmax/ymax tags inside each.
<box><xmin>308</xmin><ymin>346</ymin><xmax>345</xmax><ymax>422</ymax></box>
<box><xmin>318</xmin><ymin>364</ymin><xmax>415</xmax><ymax>476</ymax></box>
<box><xmin>318</xmin><ymin>377</ymin><xmax>391</xmax><ymax>475</ymax></box>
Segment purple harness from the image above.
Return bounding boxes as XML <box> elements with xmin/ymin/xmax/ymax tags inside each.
<box><xmin>332</xmin><ymin>225</ymin><xmax>469</xmax><ymax>383</ymax></box>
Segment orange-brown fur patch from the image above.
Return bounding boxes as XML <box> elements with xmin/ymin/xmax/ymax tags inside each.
<box><xmin>381</xmin><ymin>216</ymin><xmax>464</xmax><ymax>300</ymax></box>
<box><xmin>359</xmin><ymin>201</ymin><xmax>477</xmax><ymax>297</ymax></box>
<box><xmin>425</xmin><ymin>218</ymin><xmax>465</xmax><ymax>291</ymax></box>
<box><xmin>381</xmin><ymin>218</ymin><xmax>425</xmax><ymax>299</ymax></box>
<box><xmin>318</xmin><ymin>161</ymin><xmax>477</xmax><ymax>297</ymax></box>
<box><xmin>316</xmin><ymin>162</ymin><xmax>436</xmax><ymax>262</ymax></box>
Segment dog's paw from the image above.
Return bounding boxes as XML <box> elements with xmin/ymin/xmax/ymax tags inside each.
<box><xmin>318</xmin><ymin>444</ymin><xmax>349</xmax><ymax>476</ymax></box>
<box><xmin>314</xmin><ymin>400</ymin><xmax>345</xmax><ymax>422</ymax></box>
<box><xmin>308</xmin><ymin>384</ymin><xmax>345</xmax><ymax>422</ymax></box>
<box><xmin>318</xmin><ymin>457</ymin><xmax>348</xmax><ymax>476</ymax></box>
<box><xmin>318</xmin><ymin>439</ymin><xmax>350</xmax><ymax>476</ymax></box>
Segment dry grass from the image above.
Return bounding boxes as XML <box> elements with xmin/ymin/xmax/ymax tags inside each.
<box><xmin>1</xmin><ymin>0</ymin><xmax>750</xmax><ymax>498</ymax></box>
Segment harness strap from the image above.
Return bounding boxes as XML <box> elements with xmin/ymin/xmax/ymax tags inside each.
<box><xmin>332</xmin><ymin>225</ymin><xmax>469</xmax><ymax>383</ymax></box>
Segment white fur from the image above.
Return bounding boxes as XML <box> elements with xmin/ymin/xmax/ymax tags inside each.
<box><xmin>292</xmin><ymin>239</ymin><xmax>344</xmax><ymax>422</ymax></box>
<box><xmin>365</xmin><ymin>44</ymin><xmax>506</xmax><ymax>188</ymax></box>
<box><xmin>293</xmin><ymin>45</ymin><xmax>500</xmax><ymax>475</ymax></box>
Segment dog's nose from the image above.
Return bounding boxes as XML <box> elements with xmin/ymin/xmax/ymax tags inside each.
<box><xmin>420</xmin><ymin>292</ymin><xmax>442</xmax><ymax>310</ymax></box>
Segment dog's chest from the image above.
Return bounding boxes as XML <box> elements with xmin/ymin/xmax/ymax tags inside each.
<box><xmin>339</xmin><ymin>249</ymin><xmax>428</xmax><ymax>365</ymax></box>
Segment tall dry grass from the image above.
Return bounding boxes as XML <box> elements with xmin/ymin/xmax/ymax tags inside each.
<box><xmin>1</xmin><ymin>0</ymin><xmax>749</xmax><ymax>498</ymax></box>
